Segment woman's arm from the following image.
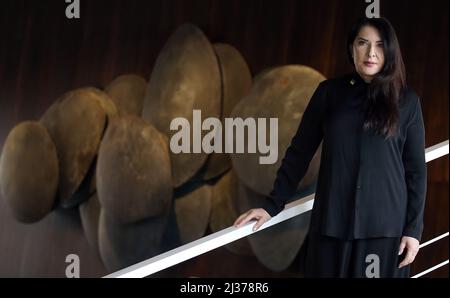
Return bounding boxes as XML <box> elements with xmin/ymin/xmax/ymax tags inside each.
<box><xmin>401</xmin><ymin>96</ymin><xmax>427</xmax><ymax>242</ymax></box>
<box><xmin>262</xmin><ymin>81</ymin><xmax>328</xmax><ymax>217</ymax></box>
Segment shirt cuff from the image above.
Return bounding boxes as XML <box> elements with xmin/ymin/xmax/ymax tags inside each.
<box><xmin>402</xmin><ymin>226</ymin><xmax>423</xmax><ymax>242</ymax></box>
<box><xmin>262</xmin><ymin>196</ymin><xmax>283</xmax><ymax>217</ymax></box>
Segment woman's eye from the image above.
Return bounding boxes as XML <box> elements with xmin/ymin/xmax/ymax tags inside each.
<box><xmin>358</xmin><ymin>41</ymin><xmax>367</xmax><ymax>46</ymax></box>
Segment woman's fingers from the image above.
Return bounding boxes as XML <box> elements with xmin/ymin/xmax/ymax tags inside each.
<box><xmin>252</xmin><ymin>216</ymin><xmax>268</xmax><ymax>231</ymax></box>
<box><xmin>233</xmin><ymin>213</ymin><xmax>246</xmax><ymax>227</ymax></box>
<box><xmin>398</xmin><ymin>239</ymin><xmax>406</xmax><ymax>256</ymax></box>
<box><xmin>233</xmin><ymin>210</ymin><xmax>254</xmax><ymax>227</ymax></box>
<box><xmin>398</xmin><ymin>248</ymin><xmax>414</xmax><ymax>268</ymax></box>
<box><xmin>398</xmin><ymin>236</ymin><xmax>419</xmax><ymax>268</ymax></box>
<box><xmin>398</xmin><ymin>246</ymin><xmax>418</xmax><ymax>268</ymax></box>
<box><xmin>234</xmin><ymin>209</ymin><xmax>271</xmax><ymax>230</ymax></box>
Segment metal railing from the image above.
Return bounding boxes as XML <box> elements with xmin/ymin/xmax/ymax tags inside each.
<box><xmin>105</xmin><ymin>140</ymin><xmax>449</xmax><ymax>278</ymax></box>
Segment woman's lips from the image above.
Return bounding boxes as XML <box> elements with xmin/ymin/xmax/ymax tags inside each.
<box><xmin>364</xmin><ymin>62</ymin><xmax>377</xmax><ymax>67</ymax></box>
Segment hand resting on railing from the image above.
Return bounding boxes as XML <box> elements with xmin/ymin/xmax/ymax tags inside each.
<box><xmin>233</xmin><ymin>208</ymin><xmax>272</xmax><ymax>232</ymax></box>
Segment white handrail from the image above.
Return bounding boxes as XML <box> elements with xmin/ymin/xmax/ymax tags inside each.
<box><xmin>419</xmin><ymin>232</ymin><xmax>449</xmax><ymax>249</ymax></box>
<box><xmin>105</xmin><ymin>195</ymin><xmax>315</xmax><ymax>278</ymax></box>
<box><xmin>411</xmin><ymin>260</ymin><xmax>449</xmax><ymax>278</ymax></box>
<box><xmin>104</xmin><ymin>140</ymin><xmax>449</xmax><ymax>278</ymax></box>
<box><xmin>425</xmin><ymin>140</ymin><xmax>449</xmax><ymax>162</ymax></box>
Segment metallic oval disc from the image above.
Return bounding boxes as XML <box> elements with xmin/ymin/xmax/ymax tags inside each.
<box><xmin>175</xmin><ymin>184</ymin><xmax>212</xmax><ymax>245</ymax></box>
<box><xmin>105</xmin><ymin>74</ymin><xmax>147</xmax><ymax>116</ymax></box>
<box><xmin>40</xmin><ymin>88</ymin><xmax>108</xmax><ymax>207</ymax></box>
<box><xmin>230</xmin><ymin>65</ymin><xmax>325</xmax><ymax>196</ymax></box>
<box><xmin>203</xmin><ymin>43</ymin><xmax>252</xmax><ymax>181</ymax></box>
<box><xmin>142</xmin><ymin>23</ymin><xmax>221</xmax><ymax>187</ymax></box>
<box><xmin>96</xmin><ymin>115</ymin><xmax>172</xmax><ymax>224</ymax></box>
<box><xmin>0</xmin><ymin>121</ymin><xmax>58</xmax><ymax>223</ymax></box>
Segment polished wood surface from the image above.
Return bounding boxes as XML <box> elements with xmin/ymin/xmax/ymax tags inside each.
<box><xmin>0</xmin><ymin>0</ymin><xmax>447</xmax><ymax>277</ymax></box>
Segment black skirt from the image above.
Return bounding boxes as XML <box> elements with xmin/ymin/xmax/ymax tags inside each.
<box><xmin>298</xmin><ymin>231</ymin><xmax>411</xmax><ymax>278</ymax></box>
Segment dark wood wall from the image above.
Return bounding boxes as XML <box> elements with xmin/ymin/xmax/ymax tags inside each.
<box><xmin>0</xmin><ymin>0</ymin><xmax>447</xmax><ymax>277</ymax></box>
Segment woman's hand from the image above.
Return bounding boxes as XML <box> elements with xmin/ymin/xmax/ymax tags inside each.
<box><xmin>233</xmin><ymin>208</ymin><xmax>272</xmax><ymax>232</ymax></box>
<box><xmin>398</xmin><ymin>236</ymin><xmax>420</xmax><ymax>268</ymax></box>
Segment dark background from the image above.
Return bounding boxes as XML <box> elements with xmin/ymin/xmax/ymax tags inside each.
<box><xmin>0</xmin><ymin>0</ymin><xmax>447</xmax><ymax>277</ymax></box>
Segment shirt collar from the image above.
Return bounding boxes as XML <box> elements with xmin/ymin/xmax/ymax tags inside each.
<box><xmin>350</xmin><ymin>71</ymin><xmax>371</xmax><ymax>87</ymax></box>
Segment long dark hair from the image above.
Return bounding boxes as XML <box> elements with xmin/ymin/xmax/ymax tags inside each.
<box><xmin>347</xmin><ymin>17</ymin><xmax>406</xmax><ymax>139</ymax></box>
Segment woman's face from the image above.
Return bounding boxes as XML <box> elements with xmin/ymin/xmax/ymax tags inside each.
<box><xmin>351</xmin><ymin>25</ymin><xmax>385</xmax><ymax>83</ymax></box>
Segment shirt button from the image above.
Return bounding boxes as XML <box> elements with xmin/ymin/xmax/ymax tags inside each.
<box><xmin>356</xmin><ymin>185</ymin><xmax>361</xmax><ymax>189</ymax></box>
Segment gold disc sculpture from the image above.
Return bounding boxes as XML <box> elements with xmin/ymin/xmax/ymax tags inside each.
<box><xmin>79</xmin><ymin>192</ymin><xmax>101</xmax><ymax>256</ymax></box>
<box><xmin>0</xmin><ymin>121</ymin><xmax>59</xmax><ymax>223</ymax></box>
<box><xmin>105</xmin><ymin>74</ymin><xmax>147</xmax><ymax>116</ymax></box>
<box><xmin>203</xmin><ymin>43</ymin><xmax>252</xmax><ymax>181</ymax></box>
<box><xmin>229</xmin><ymin>65</ymin><xmax>325</xmax><ymax>196</ymax></box>
<box><xmin>174</xmin><ymin>184</ymin><xmax>212</xmax><ymax>245</ymax></box>
<box><xmin>40</xmin><ymin>88</ymin><xmax>117</xmax><ymax>208</ymax></box>
<box><xmin>96</xmin><ymin>115</ymin><xmax>172</xmax><ymax>224</ymax></box>
<box><xmin>142</xmin><ymin>23</ymin><xmax>221</xmax><ymax>188</ymax></box>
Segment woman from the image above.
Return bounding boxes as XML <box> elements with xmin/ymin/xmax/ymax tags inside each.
<box><xmin>233</xmin><ymin>17</ymin><xmax>427</xmax><ymax>278</ymax></box>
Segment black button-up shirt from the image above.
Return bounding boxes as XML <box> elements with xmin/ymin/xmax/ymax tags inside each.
<box><xmin>263</xmin><ymin>72</ymin><xmax>427</xmax><ymax>241</ymax></box>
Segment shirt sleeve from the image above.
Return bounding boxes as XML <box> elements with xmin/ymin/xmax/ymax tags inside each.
<box><xmin>402</xmin><ymin>96</ymin><xmax>427</xmax><ymax>242</ymax></box>
<box><xmin>262</xmin><ymin>81</ymin><xmax>327</xmax><ymax>217</ymax></box>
